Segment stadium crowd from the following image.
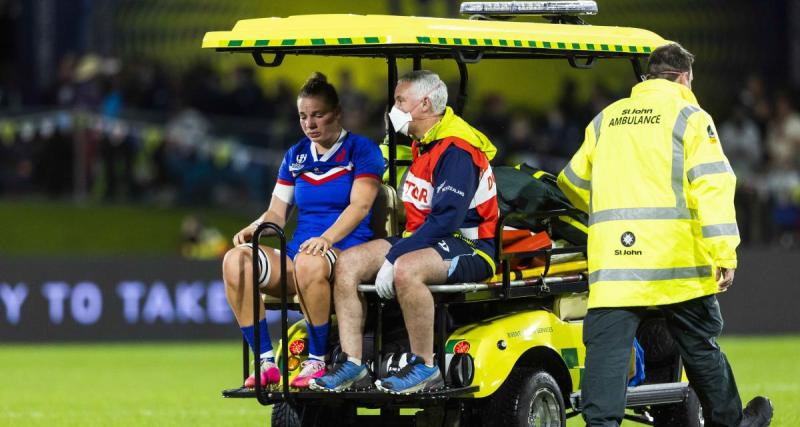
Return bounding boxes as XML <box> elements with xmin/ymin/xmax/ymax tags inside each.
<box><xmin>0</xmin><ymin>53</ymin><xmax>798</xmax><ymax>247</ymax></box>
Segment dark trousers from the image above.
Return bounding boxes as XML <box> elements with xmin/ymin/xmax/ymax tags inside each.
<box><xmin>582</xmin><ymin>295</ymin><xmax>743</xmax><ymax>427</ymax></box>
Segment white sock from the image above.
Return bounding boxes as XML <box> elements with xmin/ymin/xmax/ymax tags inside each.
<box><xmin>260</xmin><ymin>350</ymin><xmax>274</xmax><ymax>362</ymax></box>
<box><xmin>347</xmin><ymin>355</ymin><xmax>362</xmax><ymax>365</ymax></box>
<box><xmin>308</xmin><ymin>354</ymin><xmax>325</xmax><ymax>362</ymax></box>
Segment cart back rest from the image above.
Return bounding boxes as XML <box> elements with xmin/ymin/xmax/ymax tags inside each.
<box><xmin>553</xmin><ymin>292</ymin><xmax>588</xmax><ymax>321</ymax></box>
<box><xmin>370</xmin><ymin>183</ymin><xmax>404</xmax><ymax>238</ymax></box>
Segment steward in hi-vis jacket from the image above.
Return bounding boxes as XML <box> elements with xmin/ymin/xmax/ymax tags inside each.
<box><xmin>558</xmin><ymin>43</ymin><xmax>772</xmax><ymax>427</ymax></box>
<box><xmin>558</xmin><ymin>72</ymin><xmax>739</xmax><ymax>309</ymax></box>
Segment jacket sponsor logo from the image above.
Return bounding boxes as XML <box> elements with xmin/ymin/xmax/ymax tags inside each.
<box><xmin>404</xmin><ymin>180</ymin><xmax>430</xmax><ymax>204</ymax></box>
<box><xmin>609</xmin><ymin>108</ymin><xmax>661</xmax><ymax>127</ymax></box>
<box><xmin>615</xmin><ymin>231</ymin><xmax>643</xmax><ymax>255</ymax></box>
<box><xmin>436</xmin><ymin>180</ymin><xmax>465</xmax><ymax>197</ymax></box>
<box><xmin>621</xmin><ymin>231</ymin><xmax>636</xmax><ymax>247</ymax></box>
<box><xmin>438</xmin><ymin>240</ymin><xmax>450</xmax><ymax>252</ymax></box>
<box><xmin>707</xmin><ymin>125</ymin><xmax>718</xmax><ymax>144</ymax></box>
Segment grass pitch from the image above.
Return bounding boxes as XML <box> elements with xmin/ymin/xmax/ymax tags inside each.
<box><xmin>1</xmin><ymin>336</ymin><xmax>797</xmax><ymax>426</ymax></box>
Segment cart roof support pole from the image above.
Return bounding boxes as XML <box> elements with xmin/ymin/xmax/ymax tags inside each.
<box><xmin>387</xmin><ymin>55</ymin><xmax>399</xmax><ymax>189</ymax></box>
<box><xmin>455</xmin><ymin>57</ymin><xmax>469</xmax><ymax>116</ymax></box>
<box><xmin>631</xmin><ymin>57</ymin><xmax>645</xmax><ymax>82</ymax></box>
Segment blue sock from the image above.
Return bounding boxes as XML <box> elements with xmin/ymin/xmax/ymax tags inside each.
<box><xmin>306</xmin><ymin>321</ymin><xmax>330</xmax><ymax>360</ymax></box>
<box><xmin>241</xmin><ymin>318</ymin><xmax>273</xmax><ymax>362</ymax></box>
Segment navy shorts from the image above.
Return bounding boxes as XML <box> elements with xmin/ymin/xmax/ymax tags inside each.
<box><xmin>385</xmin><ymin>236</ymin><xmax>494</xmax><ymax>283</ymax></box>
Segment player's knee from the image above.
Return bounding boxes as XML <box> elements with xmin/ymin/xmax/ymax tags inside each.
<box><xmin>294</xmin><ymin>253</ymin><xmax>328</xmax><ymax>287</ymax></box>
<box><xmin>222</xmin><ymin>247</ymin><xmax>252</xmax><ymax>290</ymax></box>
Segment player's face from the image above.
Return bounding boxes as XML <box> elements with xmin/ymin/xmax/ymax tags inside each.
<box><xmin>297</xmin><ymin>96</ymin><xmax>342</xmax><ymax>146</ymax></box>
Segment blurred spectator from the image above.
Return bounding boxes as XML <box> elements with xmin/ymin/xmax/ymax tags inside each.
<box><xmin>501</xmin><ymin>110</ymin><xmax>536</xmax><ymax>166</ymax></box>
<box><xmin>763</xmin><ymin>154</ymin><xmax>800</xmax><ymax>248</ymax></box>
<box><xmin>719</xmin><ymin>105</ymin><xmax>762</xmax><ymax>182</ymax></box>
<box><xmin>738</xmin><ymin>74</ymin><xmax>771</xmax><ymax>136</ymax></box>
<box><xmin>181</xmin><ymin>61</ymin><xmax>225</xmax><ymax>115</ymax></box>
<box><xmin>72</xmin><ymin>54</ymin><xmax>104</xmax><ymax>110</ymax></box>
<box><xmin>163</xmin><ymin>108</ymin><xmax>212</xmax><ymax>204</ymax></box>
<box><xmin>765</xmin><ymin>93</ymin><xmax>800</xmax><ymax>169</ymax></box>
<box><xmin>32</xmin><ymin>115</ymin><xmax>73</xmax><ymax>196</ymax></box>
<box><xmin>1</xmin><ymin>121</ymin><xmax>35</xmax><ymax>194</ymax></box>
<box><xmin>337</xmin><ymin>68</ymin><xmax>371</xmax><ymax>134</ymax></box>
<box><xmin>227</xmin><ymin>66</ymin><xmax>268</xmax><ymax>118</ymax></box>
<box><xmin>47</xmin><ymin>53</ymin><xmax>78</xmax><ymax>107</ymax></box>
<box><xmin>476</xmin><ymin>93</ymin><xmax>510</xmax><ymax>148</ymax></box>
<box><xmin>99</xmin><ymin>121</ymin><xmax>137</xmax><ymax>201</ymax></box>
<box><xmin>763</xmin><ymin>92</ymin><xmax>800</xmax><ymax>247</ymax></box>
<box><xmin>123</xmin><ymin>60</ymin><xmax>171</xmax><ymax>111</ymax></box>
<box><xmin>180</xmin><ymin>215</ymin><xmax>228</xmax><ymax>259</ymax></box>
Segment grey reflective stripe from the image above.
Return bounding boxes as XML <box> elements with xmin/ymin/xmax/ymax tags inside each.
<box><xmin>588</xmin><ymin>112</ymin><xmax>602</xmax><ymax>212</ymax></box>
<box><xmin>589</xmin><ymin>265</ymin><xmax>713</xmax><ymax>283</ymax></box>
<box><xmin>702</xmin><ymin>223</ymin><xmax>739</xmax><ymax>238</ymax></box>
<box><xmin>672</xmin><ymin>105</ymin><xmax>702</xmax><ymax>208</ymax></box>
<box><xmin>564</xmin><ymin>163</ymin><xmax>591</xmax><ymax>190</ymax></box>
<box><xmin>589</xmin><ymin>207</ymin><xmax>694</xmax><ymax>226</ymax></box>
<box><xmin>687</xmin><ymin>161</ymin><xmax>734</xmax><ymax>183</ymax></box>
<box><xmin>592</xmin><ymin>112</ymin><xmax>604</xmax><ymax>143</ymax></box>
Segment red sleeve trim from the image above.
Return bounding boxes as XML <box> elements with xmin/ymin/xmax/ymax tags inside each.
<box><xmin>276</xmin><ymin>178</ymin><xmax>295</xmax><ymax>186</ymax></box>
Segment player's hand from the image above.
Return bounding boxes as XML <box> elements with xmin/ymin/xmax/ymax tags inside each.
<box><xmin>299</xmin><ymin>236</ymin><xmax>332</xmax><ymax>256</ymax></box>
<box><xmin>233</xmin><ymin>220</ymin><xmax>269</xmax><ymax>246</ymax></box>
<box><xmin>716</xmin><ymin>267</ymin><xmax>735</xmax><ymax>292</ymax></box>
<box><xmin>375</xmin><ymin>260</ymin><xmax>395</xmax><ymax>299</ymax></box>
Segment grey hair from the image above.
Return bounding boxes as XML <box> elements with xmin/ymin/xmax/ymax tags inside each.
<box><xmin>398</xmin><ymin>70</ymin><xmax>448</xmax><ymax>114</ymax></box>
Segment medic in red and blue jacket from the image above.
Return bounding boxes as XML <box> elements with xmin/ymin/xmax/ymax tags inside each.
<box><xmin>387</xmin><ymin>106</ymin><xmax>499</xmax><ymax>282</ymax></box>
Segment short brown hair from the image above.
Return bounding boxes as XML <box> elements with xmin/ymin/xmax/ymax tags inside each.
<box><xmin>647</xmin><ymin>43</ymin><xmax>695</xmax><ymax>82</ymax></box>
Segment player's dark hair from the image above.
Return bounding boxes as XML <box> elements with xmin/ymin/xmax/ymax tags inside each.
<box><xmin>647</xmin><ymin>43</ymin><xmax>695</xmax><ymax>82</ymax></box>
<box><xmin>298</xmin><ymin>72</ymin><xmax>340</xmax><ymax>109</ymax></box>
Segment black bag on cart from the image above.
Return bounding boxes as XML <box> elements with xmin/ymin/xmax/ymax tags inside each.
<box><xmin>494</xmin><ymin>163</ymin><xmax>588</xmax><ymax>245</ymax></box>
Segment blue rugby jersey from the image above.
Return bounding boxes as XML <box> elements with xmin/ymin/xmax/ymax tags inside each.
<box><xmin>274</xmin><ymin>130</ymin><xmax>384</xmax><ymax>258</ymax></box>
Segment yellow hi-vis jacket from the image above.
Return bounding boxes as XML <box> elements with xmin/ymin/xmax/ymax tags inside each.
<box><xmin>557</xmin><ymin>79</ymin><xmax>740</xmax><ymax>308</ymax></box>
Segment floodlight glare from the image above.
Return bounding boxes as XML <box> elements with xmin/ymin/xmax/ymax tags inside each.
<box><xmin>460</xmin><ymin>1</ymin><xmax>598</xmax><ymax>16</ymax></box>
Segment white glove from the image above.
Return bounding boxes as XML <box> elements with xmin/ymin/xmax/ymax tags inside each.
<box><xmin>375</xmin><ymin>259</ymin><xmax>395</xmax><ymax>299</ymax></box>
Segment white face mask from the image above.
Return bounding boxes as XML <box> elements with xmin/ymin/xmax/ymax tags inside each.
<box><xmin>388</xmin><ymin>106</ymin><xmax>413</xmax><ymax>136</ymax></box>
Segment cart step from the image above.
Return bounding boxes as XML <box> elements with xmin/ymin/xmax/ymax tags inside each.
<box><xmin>222</xmin><ymin>385</ymin><xmax>479</xmax><ymax>402</ymax></box>
<box><xmin>570</xmin><ymin>382</ymin><xmax>689</xmax><ymax>410</ymax></box>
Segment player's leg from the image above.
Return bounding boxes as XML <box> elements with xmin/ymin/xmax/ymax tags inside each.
<box><xmin>222</xmin><ymin>244</ymin><xmax>295</xmax><ymax>387</ymax></box>
<box><xmin>290</xmin><ymin>248</ymin><xmax>340</xmax><ymax>387</ymax></box>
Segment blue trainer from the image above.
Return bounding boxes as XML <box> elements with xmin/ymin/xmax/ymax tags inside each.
<box><xmin>375</xmin><ymin>354</ymin><xmax>444</xmax><ymax>394</ymax></box>
<box><xmin>308</xmin><ymin>356</ymin><xmax>370</xmax><ymax>392</ymax></box>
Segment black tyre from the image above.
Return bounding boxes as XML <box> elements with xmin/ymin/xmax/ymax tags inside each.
<box><xmin>271</xmin><ymin>401</ymin><xmax>356</xmax><ymax>427</ymax></box>
<box><xmin>488</xmin><ymin>369</ymin><xmax>566</xmax><ymax>427</ymax></box>
<box><xmin>651</xmin><ymin>387</ymin><xmax>704</xmax><ymax>427</ymax></box>
<box><xmin>271</xmin><ymin>402</ymin><xmax>300</xmax><ymax>427</ymax></box>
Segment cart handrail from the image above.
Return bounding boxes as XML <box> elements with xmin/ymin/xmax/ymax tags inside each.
<box><xmin>250</xmin><ymin>222</ymin><xmax>289</xmax><ymax>405</ymax></box>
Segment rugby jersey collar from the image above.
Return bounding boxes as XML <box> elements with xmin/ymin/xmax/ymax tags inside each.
<box><xmin>311</xmin><ymin>129</ymin><xmax>348</xmax><ymax>162</ymax></box>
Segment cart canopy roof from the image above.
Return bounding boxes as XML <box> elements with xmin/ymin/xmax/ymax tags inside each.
<box><xmin>202</xmin><ymin>14</ymin><xmax>670</xmax><ymax>59</ymax></box>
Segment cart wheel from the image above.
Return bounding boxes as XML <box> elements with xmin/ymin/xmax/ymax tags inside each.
<box><xmin>271</xmin><ymin>401</ymin><xmax>356</xmax><ymax>427</ymax></box>
<box><xmin>488</xmin><ymin>368</ymin><xmax>566</xmax><ymax>427</ymax></box>
<box><xmin>271</xmin><ymin>402</ymin><xmax>300</xmax><ymax>427</ymax></box>
<box><xmin>651</xmin><ymin>387</ymin><xmax>704</xmax><ymax>427</ymax></box>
